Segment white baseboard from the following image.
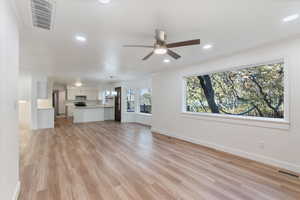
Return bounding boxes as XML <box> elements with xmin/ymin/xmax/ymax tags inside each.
<box><xmin>151</xmin><ymin>128</ymin><xmax>300</xmax><ymax>174</ymax></box>
<box><xmin>12</xmin><ymin>181</ymin><xmax>20</xmax><ymax>200</ymax></box>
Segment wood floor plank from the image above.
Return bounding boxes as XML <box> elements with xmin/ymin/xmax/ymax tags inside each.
<box><xmin>19</xmin><ymin>118</ymin><xmax>300</xmax><ymax>200</ymax></box>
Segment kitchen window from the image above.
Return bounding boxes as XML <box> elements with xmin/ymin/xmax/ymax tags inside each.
<box><xmin>139</xmin><ymin>88</ymin><xmax>152</xmax><ymax>114</ymax></box>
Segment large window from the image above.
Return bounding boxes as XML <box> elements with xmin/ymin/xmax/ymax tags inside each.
<box><xmin>140</xmin><ymin>88</ymin><xmax>152</xmax><ymax>114</ymax></box>
<box><xmin>126</xmin><ymin>88</ymin><xmax>135</xmax><ymax>112</ymax></box>
<box><xmin>185</xmin><ymin>62</ymin><xmax>284</xmax><ymax>119</ymax></box>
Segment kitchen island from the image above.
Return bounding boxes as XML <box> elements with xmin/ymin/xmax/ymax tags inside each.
<box><xmin>73</xmin><ymin>105</ymin><xmax>114</xmax><ymax>123</ymax></box>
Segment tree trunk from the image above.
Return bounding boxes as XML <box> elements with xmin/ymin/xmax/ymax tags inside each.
<box><xmin>197</xmin><ymin>75</ymin><xmax>220</xmax><ymax>113</ymax></box>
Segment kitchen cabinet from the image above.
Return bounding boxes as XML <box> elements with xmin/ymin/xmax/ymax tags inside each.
<box><xmin>66</xmin><ymin>105</ymin><xmax>75</xmax><ymax>117</ymax></box>
<box><xmin>67</xmin><ymin>88</ymin><xmax>99</xmax><ymax>100</ymax></box>
<box><xmin>80</xmin><ymin>90</ymin><xmax>89</xmax><ymax>98</ymax></box>
<box><xmin>86</xmin><ymin>89</ymin><xmax>98</xmax><ymax>100</ymax></box>
<box><xmin>67</xmin><ymin>89</ymin><xmax>77</xmax><ymax>100</ymax></box>
<box><xmin>104</xmin><ymin>107</ymin><xmax>114</xmax><ymax>120</ymax></box>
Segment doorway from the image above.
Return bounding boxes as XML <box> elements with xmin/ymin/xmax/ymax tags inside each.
<box><xmin>114</xmin><ymin>87</ymin><xmax>121</xmax><ymax>121</ymax></box>
<box><xmin>52</xmin><ymin>90</ymin><xmax>66</xmax><ymax>118</ymax></box>
<box><xmin>53</xmin><ymin>90</ymin><xmax>59</xmax><ymax>116</ymax></box>
<box><xmin>58</xmin><ymin>90</ymin><xmax>66</xmax><ymax>116</ymax></box>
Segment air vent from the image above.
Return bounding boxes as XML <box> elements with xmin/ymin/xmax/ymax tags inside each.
<box><xmin>31</xmin><ymin>0</ymin><xmax>55</xmax><ymax>30</ymax></box>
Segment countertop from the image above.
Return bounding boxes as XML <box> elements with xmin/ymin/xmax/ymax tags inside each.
<box><xmin>37</xmin><ymin>107</ymin><xmax>54</xmax><ymax>110</ymax></box>
<box><xmin>74</xmin><ymin>105</ymin><xmax>114</xmax><ymax>109</ymax></box>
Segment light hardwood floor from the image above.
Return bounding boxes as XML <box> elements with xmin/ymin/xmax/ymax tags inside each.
<box><xmin>20</xmin><ymin>118</ymin><xmax>300</xmax><ymax>200</ymax></box>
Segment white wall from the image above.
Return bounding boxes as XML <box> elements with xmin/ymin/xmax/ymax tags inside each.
<box><xmin>18</xmin><ymin>72</ymin><xmax>32</xmax><ymax>129</ymax></box>
<box><xmin>152</xmin><ymin>37</ymin><xmax>300</xmax><ymax>173</ymax></box>
<box><xmin>18</xmin><ymin>101</ymin><xmax>31</xmax><ymax>129</ymax></box>
<box><xmin>18</xmin><ymin>72</ymin><xmax>32</xmax><ymax>101</ymax></box>
<box><xmin>135</xmin><ymin>113</ymin><xmax>152</xmax><ymax>126</ymax></box>
<box><xmin>113</xmin><ymin>78</ymin><xmax>152</xmax><ymax>126</ymax></box>
<box><xmin>0</xmin><ymin>0</ymin><xmax>20</xmax><ymax>199</ymax></box>
<box><xmin>18</xmin><ymin>72</ymin><xmax>51</xmax><ymax>129</ymax></box>
<box><xmin>30</xmin><ymin>74</ymin><xmax>52</xmax><ymax>129</ymax></box>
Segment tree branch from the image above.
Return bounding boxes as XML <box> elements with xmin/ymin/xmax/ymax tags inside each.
<box><xmin>249</xmin><ymin>75</ymin><xmax>276</xmax><ymax>110</ymax></box>
<box><xmin>219</xmin><ymin>106</ymin><xmax>256</xmax><ymax>116</ymax></box>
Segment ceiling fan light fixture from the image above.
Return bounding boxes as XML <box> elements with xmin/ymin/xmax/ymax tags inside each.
<box><xmin>123</xmin><ymin>30</ymin><xmax>200</xmax><ymax>60</ymax></box>
<box><xmin>154</xmin><ymin>47</ymin><xmax>167</xmax><ymax>55</ymax></box>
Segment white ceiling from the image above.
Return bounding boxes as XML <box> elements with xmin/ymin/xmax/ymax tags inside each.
<box><xmin>16</xmin><ymin>0</ymin><xmax>300</xmax><ymax>85</ymax></box>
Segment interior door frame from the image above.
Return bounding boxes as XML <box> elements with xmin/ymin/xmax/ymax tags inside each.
<box><xmin>52</xmin><ymin>90</ymin><xmax>59</xmax><ymax>117</ymax></box>
<box><xmin>114</xmin><ymin>87</ymin><xmax>122</xmax><ymax>122</ymax></box>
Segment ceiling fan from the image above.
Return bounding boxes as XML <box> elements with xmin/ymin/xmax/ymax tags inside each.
<box><xmin>123</xmin><ymin>29</ymin><xmax>200</xmax><ymax>60</ymax></box>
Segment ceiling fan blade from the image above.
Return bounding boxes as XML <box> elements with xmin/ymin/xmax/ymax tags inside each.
<box><xmin>166</xmin><ymin>39</ymin><xmax>200</xmax><ymax>48</ymax></box>
<box><xmin>142</xmin><ymin>52</ymin><xmax>154</xmax><ymax>60</ymax></box>
<box><xmin>167</xmin><ymin>49</ymin><xmax>181</xmax><ymax>59</ymax></box>
<box><xmin>123</xmin><ymin>45</ymin><xmax>153</xmax><ymax>48</ymax></box>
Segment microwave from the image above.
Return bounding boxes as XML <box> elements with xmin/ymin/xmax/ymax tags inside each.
<box><xmin>75</xmin><ymin>96</ymin><xmax>87</xmax><ymax>101</ymax></box>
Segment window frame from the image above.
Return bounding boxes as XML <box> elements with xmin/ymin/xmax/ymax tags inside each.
<box><xmin>181</xmin><ymin>58</ymin><xmax>290</xmax><ymax>129</ymax></box>
<box><xmin>139</xmin><ymin>88</ymin><xmax>152</xmax><ymax>115</ymax></box>
<box><xmin>126</xmin><ymin>88</ymin><xmax>136</xmax><ymax>113</ymax></box>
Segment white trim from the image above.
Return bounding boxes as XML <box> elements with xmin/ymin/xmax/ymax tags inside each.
<box><xmin>181</xmin><ymin>78</ymin><xmax>187</xmax><ymax>113</ymax></box>
<box><xmin>126</xmin><ymin>111</ymin><xmax>136</xmax><ymax>114</ymax></box>
<box><xmin>283</xmin><ymin>56</ymin><xmax>290</xmax><ymax>122</ymax></box>
<box><xmin>181</xmin><ymin>112</ymin><xmax>290</xmax><ymax>130</ymax></box>
<box><xmin>137</xmin><ymin>112</ymin><xmax>152</xmax><ymax>116</ymax></box>
<box><xmin>182</xmin><ymin>58</ymin><xmax>284</xmax><ymax>78</ymax></box>
<box><xmin>151</xmin><ymin>128</ymin><xmax>300</xmax><ymax>174</ymax></box>
<box><xmin>125</xmin><ymin>88</ymin><xmax>136</xmax><ymax>113</ymax></box>
<box><xmin>12</xmin><ymin>181</ymin><xmax>20</xmax><ymax>200</ymax></box>
<box><xmin>138</xmin><ymin>88</ymin><xmax>152</xmax><ymax>114</ymax></box>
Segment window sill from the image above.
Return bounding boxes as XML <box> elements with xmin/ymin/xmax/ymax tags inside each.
<box><xmin>126</xmin><ymin>111</ymin><xmax>135</xmax><ymax>113</ymax></box>
<box><xmin>137</xmin><ymin>113</ymin><xmax>152</xmax><ymax>116</ymax></box>
<box><xmin>181</xmin><ymin>112</ymin><xmax>290</xmax><ymax>130</ymax></box>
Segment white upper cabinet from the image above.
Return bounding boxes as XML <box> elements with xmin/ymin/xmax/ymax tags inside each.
<box><xmin>80</xmin><ymin>89</ymin><xmax>89</xmax><ymax>97</ymax></box>
<box><xmin>66</xmin><ymin>88</ymin><xmax>99</xmax><ymax>100</ymax></box>
<box><xmin>67</xmin><ymin>89</ymin><xmax>76</xmax><ymax>100</ymax></box>
<box><xmin>37</xmin><ymin>81</ymin><xmax>48</xmax><ymax>99</ymax></box>
<box><xmin>86</xmin><ymin>89</ymin><xmax>98</xmax><ymax>100</ymax></box>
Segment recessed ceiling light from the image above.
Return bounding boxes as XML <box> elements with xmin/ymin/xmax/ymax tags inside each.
<box><xmin>75</xmin><ymin>82</ymin><xmax>82</xmax><ymax>87</ymax></box>
<box><xmin>283</xmin><ymin>14</ymin><xmax>299</xmax><ymax>22</ymax></box>
<box><xmin>163</xmin><ymin>58</ymin><xmax>170</xmax><ymax>63</ymax></box>
<box><xmin>203</xmin><ymin>44</ymin><xmax>213</xmax><ymax>50</ymax></box>
<box><xmin>98</xmin><ymin>0</ymin><xmax>111</xmax><ymax>4</ymax></box>
<box><xmin>75</xmin><ymin>35</ymin><xmax>87</xmax><ymax>42</ymax></box>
